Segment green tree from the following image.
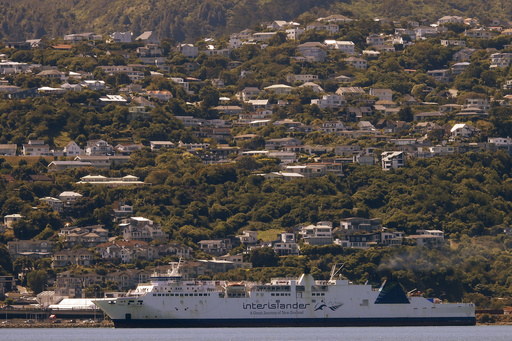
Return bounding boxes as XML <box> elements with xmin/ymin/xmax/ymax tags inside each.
<box><xmin>27</xmin><ymin>269</ymin><xmax>48</xmax><ymax>294</ymax></box>
<box><xmin>250</xmin><ymin>247</ymin><xmax>279</xmax><ymax>267</ymax></box>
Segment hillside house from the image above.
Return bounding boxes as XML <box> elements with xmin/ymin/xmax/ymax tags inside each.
<box><xmin>381</xmin><ymin>151</ymin><xmax>406</xmax><ymax>170</ymax></box>
<box><xmin>121</xmin><ymin>217</ymin><xmax>167</xmax><ymax>242</ymax></box>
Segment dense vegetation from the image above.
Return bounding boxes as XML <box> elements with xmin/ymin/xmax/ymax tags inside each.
<box><xmin>1</xmin><ymin>0</ymin><xmax>512</xmax><ymax>42</ymax></box>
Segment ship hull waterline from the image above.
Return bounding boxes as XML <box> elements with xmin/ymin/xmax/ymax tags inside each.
<box><xmin>111</xmin><ymin>316</ymin><xmax>476</xmax><ymax>328</ymax></box>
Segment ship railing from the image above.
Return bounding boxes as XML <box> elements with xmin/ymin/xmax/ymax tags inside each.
<box><xmin>270</xmin><ymin>277</ymin><xmax>296</xmax><ymax>284</ymax></box>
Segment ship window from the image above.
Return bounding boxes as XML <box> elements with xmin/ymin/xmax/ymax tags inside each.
<box><xmin>194</xmin><ymin>294</ymin><xmax>198</xmax><ymax>296</ymax></box>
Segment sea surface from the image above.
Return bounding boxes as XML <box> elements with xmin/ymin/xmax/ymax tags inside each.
<box><xmin>2</xmin><ymin>326</ymin><xmax>512</xmax><ymax>341</ymax></box>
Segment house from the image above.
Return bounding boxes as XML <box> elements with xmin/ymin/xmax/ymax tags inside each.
<box><xmin>336</xmin><ymin>87</ymin><xmax>365</xmax><ymax>98</ymax></box>
<box><xmin>47</xmin><ymin>161</ymin><xmax>93</xmax><ymax>172</ymax></box>
<box><xmin>112</xmin><ymin>201</ymin><xmax>133</xmax><ymax>222</ymax></box>
<box><xmin>306</xmin><ymin>22</ymin><xmax>339</xmax><ymax>34</ymax></box>
<box><xmin>121</xmin><ymin>217</ymin><xmax>167</xmax><ymax>242</ymax></box>
<box><xmin>115</xmin><ymin>143</ymin><xmax>142</xmax><ymax>155</ymax></box>
<box><xmin>311</xmin><ymin>94</ymin><xmax>345</xmax><ymax>108</ymax></box>
<box><xmin>213</xmin><ymin>106</ymin><xmax>243</xmax><ymax>115</ymax></box>
<box><xmin>54</xmin><ymin>271</ymin><xmax>85</xmax><ymax>298</ymax></box>
<box><xmin>440</xmin><ymin>40</ymin><xmax>466</xmax><ymax>47</ymax></box>
<box><xmin>464</xmin><ymin>98</ymin><xmax>490</xmax><ymax>112</ymax></box>
<box><xmin>236</xmin><ymin>231</ymin><xmax>258</xmax><ymax>245</ymax></box>
<box><xmin>490</xmin><ymin>53</ymin><xmax>512</xmax><ymax>68</ymax></box>
<box><xmin>381</xmin><ymin>151</ymin><xmax>406</xmax><ymax>170</ymax></box>
<box><xmin>146</xmin><ymin>90</ymin><xmax>173</xmax><ymax>101</ymax></box>
<box><xmin>4</xmin><ymin>214</ymin><xmax>23</xmax><ymax>228</ymax></box>
<box><xmin>51</xmin><ymin>249</ymin><xmax>95</xmax><ymax>268</ymax></box>
<box><xmin>324</xmin><ymin>40</ymin><xmax>355</xmax><ymax>54</ymax></box>
<box><xmin>317</xmin><ymin>14</ymin><xmax>353</xmax><ymax>23</ymax></box>
<box><xmin>74</xmin><ymin>155</ymin><xmax>130</xmax><ymax>169</ymax></box>
<box><xmin>127</xmin><ymin>106</ymin><xmax>151</xmax><ymax>120</ymax></box>
<box><xmin>320</xmin><ymin>121</ymin><xmax>348</xmax><ymax>133</ymax></box>
<box><xmin>98</xmin><ymin>94</ymin><xmax>129</xmax><ymax>105</ymax></box>
<box><xmin>344</xmin><ymin>57</ymin><xmax>367</xmax><ymax>69</ymax></box>
<box><xmin>427</xmin><ymin>69</ymin><xmax>451</xmax><ymax>83</ymax></box>
<box><xmin>357</xmin><ymin>121</ymin><xmax>375</xmax><ymax>131</ymax></box>
<box><xmin>7</xmin><ymin>240</ymin><xmax>54</xmax><ymax>259</ymax></box>
<box><xmin>60</xmin><ymin>83</ymin><xmax>83</xmax><ymax>91</ymax></box>
<box><xmin>297</xmin><ymin>42</ymin><xmax>327</xmax><ymax>62</ymax></box>
<box><xmin>22</xmin><ymin>140</ymin><xmax>50</xmax><ymax>156</ymax></box>
<box><xmin>299</xmin><ymin>82</ymin><xmax>324</xmax><ymax>93</ymax></box>
<box><xmin>286</xmin><ymin>27</ymin><xmax>305</xmax><ymax>40</ymax></box>
<box><xmin>453</xmin><ymin>48</ymin><xmax>477</xmax><ymax>62</ymax></box>
<box><xmin>286</xmin><ymin>74</ymin><xmax>319</xmax><ymax>83</ymax></box>
<box><xmin>177</xmin><ymin>43</ymin><xmax>199</xmax><ymax>58</ymax></box>
<box><xmin>198</xmin><ymin>239</ymin><xmax>232</xmax><ymax>256</ymax></box>
<box><xmin>265</xmin><ymin>137</ymin><xmax>302</xmax><ymax>150</ymax></box>
<box><xmin>63</xmin><ymin>32</ymin><xmax>102</xmax><ymax>42</ymax></box>
<box><xmin>97</xmin><ymin>240</ymin><xmax>158</xmax><ymax>264</ymax></box>
<box><xmin>335</xmin><ymin>145</ymin><xmax>362</xmax><ymax>155</ymax></box>
<box><xmin>85</xmin><ymin>139</ymin><xmax>114</xmax><ymax>155</ymax></box>
<box><xmin>437</xmin><ymin>16</ymin><xmax>464</xmax><ymax>25</ymax></box>
<box><xmin>366</xmin><ymin>34</ymin><xmax>385</xmax><ymax>45</ymax></box>
<box><xmin>135</xmin><ymin>31</ymin><xmax>160</xmax><ymax>44</ymax></box>
<box><xmin>336</xmin><ymin>230</ymin><xmax>403</xmax><ymax>248</ymax></box>
<box><xmin>264</xmin><ymin>84</ymin><xmax>293</xmax><ymax>94</ymax></box>
<box><xmin>451</xmin><ymin>62</ymin><xmax>470</xmax><ymax>75</ymax></box>
<box><xmin>413</xmin><ymin>111</ymin><xmax>446</xmax><ymax>121</ymax></box>
<box><xmin>150</xmin><ymin>141</ymin><xmax>175</xmax><ymax>150</ymax></box>
<box><xmin>266</xmin><ymin>233</ymin><xmax>299</xmax><ymax>256</ymax></box>
<box><xmin>58</xmin><ymin>191</ymin><xmax>83</xmax><ymax>208</ymax></box>
<box><xmin>76</xmin><ymin>174</ymin><xmax>145</xmax><ymax>187</ymax></box>
<box><xmin>369</xmin><ymin>88</ymin><xmax>393</xmax><ymax>102</ymax></box>
<box><xmin>285</xmin><ymin>163</ymin><xmax>344</xmax><ymax>177</ymax></box>
<box><xmin>299</xmin><ymin>222</ymin><xmax>333</xmax><ymax>246</ymax></box>
<box><xmin>39</xmin><ymin>197</ymin><xmax>64</xmax><ymax>212</ymax></box>
<box><xmin>339</xmin><ymin>217</ymin><xmax>382</xmax><ymax>233</ymax></box>
<box><xmin>81</xmin><ymin>80</ymin><xmax>106</xmax><ymax>91</ymax></box>
<box><xmin>465</xmin><ymin>28</ymin><xmax>493</xmax><ymax>39</ymax></box>
<box><xmin>110</xmin><ymin>32</ymin><xmax>133</xmax><ymax>43</ymax></box>
<box><xmin>252</xmin><ymin>32</ymin><xmax>278</xmax><ymax>41</ymax></box>
<box><xmin>429</xmin><ymin>145</ymin><xmax>455</xmax><ymax>156</ymax></box>
<box><xmin>450</xmin><ymin>124</ymin><xmax>480</xmax><ymax>140</ymax></box>
<box><xmin>236</xmin><ymin>87</ymin><xmax>261</xmax><ymax>101</ymax></box>
<box><xmin>0</xmin><ymin>144</ymin><xmax>17</xmax><ymax>156</ymax></box>
<box><xmin>63</xmin><ymin>141</ymin><xmax>84</xmax><ymax>156</ymax></box>
<box><xmin>105</xmin><ymin>269</ymin><xmax>151</xmax><ymax>291</ymax></box>
<box><xmin>157</xmin><ymin>243</ymin><xmax>193</xmax><ymax>259</ymax></box>
<box><xmin>406</xmin><ymin>229</ymin><xmax>445</xmax><ymax>247</ymax></box>
<box><xmin>36</xmin><ymin>69</ymin><xmax>67</xmax><ymax>81</ymax></box>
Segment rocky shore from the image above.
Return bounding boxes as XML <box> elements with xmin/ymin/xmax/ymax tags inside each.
<box><xmin>0</xmin><ymin>320</ymin><xmax>114</xmax><ymax>328</ymax></box>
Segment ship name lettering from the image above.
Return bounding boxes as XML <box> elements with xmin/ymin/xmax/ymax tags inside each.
<box><xmin>243</xmin><ymin>302</ymin><xmax>310</xmax><ymax>310</ymax></box>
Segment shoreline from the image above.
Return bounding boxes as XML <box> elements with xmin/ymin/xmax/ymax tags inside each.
<box><xmin>0</xmin><ymin>321</ymin><xmax>114</xmax><ymax>328</ymax></box>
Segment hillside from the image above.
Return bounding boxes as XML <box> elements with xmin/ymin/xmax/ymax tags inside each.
<box><xmin>1</xmin><ymin>0</ymin><xmax>512</xmax><ymax>42</ymax></box>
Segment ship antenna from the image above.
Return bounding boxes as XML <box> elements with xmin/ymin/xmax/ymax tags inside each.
<box><xmin>329</xmin><ymin>263</ymin><xmax>345</xmax><ymax>281</ymax></box>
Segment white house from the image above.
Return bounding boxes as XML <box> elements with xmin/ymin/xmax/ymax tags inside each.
<box><xmin>63</xmin><ymin>141</ymin><xmax>84</xmax><ymax>156</ymax></box>
<box><xmin>381</xmin><ymin>151</ymin><xmax>406</xmax><ymax>171</ymax></box>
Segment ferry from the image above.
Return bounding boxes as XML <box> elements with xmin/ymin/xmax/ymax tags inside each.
<box><xmin>93</xmin><ymin>264</ymin><xmax>475</xmax><ymax>328</ymax></box>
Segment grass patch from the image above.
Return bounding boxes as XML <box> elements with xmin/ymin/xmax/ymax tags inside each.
<box><xmin>53</xmin><ymin>132</ymin><xmax>71</xmax><ymax>148</ymax></box>
<box><xmin>258</xmin><ymin>229</ymin><xmax>285</xmax><ymax>242</ymax></box>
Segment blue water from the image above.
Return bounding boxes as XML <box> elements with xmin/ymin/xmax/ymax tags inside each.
<box><xmin>2</xmin><ymin>326</ymin><xmax>512</xmax><ymax>341</ymax></box>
